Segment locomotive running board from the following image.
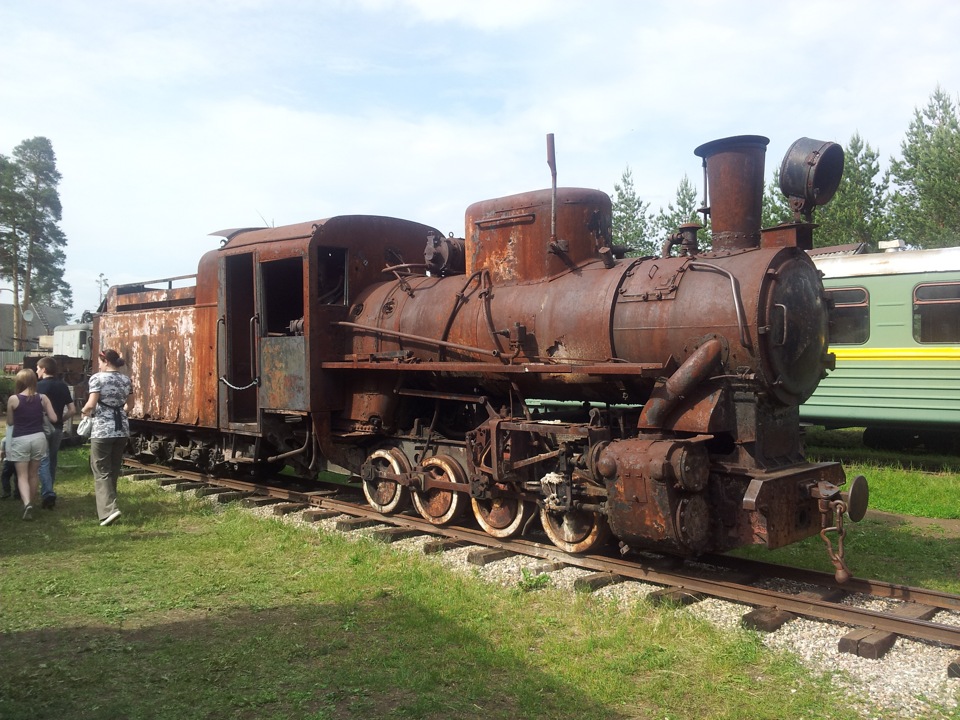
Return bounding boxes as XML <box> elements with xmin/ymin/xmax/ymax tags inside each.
<box><xmin>322</xmin><ymin>360</ymin><xmax>664</xmax><ymax>376</ymax></box>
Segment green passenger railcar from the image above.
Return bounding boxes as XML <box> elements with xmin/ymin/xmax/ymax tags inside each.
<box><xmin>800</xmin><ymin>246</ymin><xmax>960</xmax><ymax>450</ymax></box>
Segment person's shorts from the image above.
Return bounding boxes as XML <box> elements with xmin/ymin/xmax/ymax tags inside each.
<box><xmin>8</xmin><ymin>432</ymin><xmax>47</xmax><ymax>462</ymax></box>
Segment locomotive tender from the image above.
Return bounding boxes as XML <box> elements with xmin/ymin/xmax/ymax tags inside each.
<box><xmin>94</xmin><ymin>134</ymin><xmax>868</xmax><ymax>580</ymax></box>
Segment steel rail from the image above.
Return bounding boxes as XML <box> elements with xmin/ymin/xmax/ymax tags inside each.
<box><xmin>698</xmin><ymin>553</ymin><xmax>960</xmax><ymax>612</ymax></box>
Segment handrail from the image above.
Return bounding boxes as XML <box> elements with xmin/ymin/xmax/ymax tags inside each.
<box><xmin>217</xmin><ymin>314</ymin><xmax>262</xmax><ymax>390</ymax></box>
<box><xmin>689</xmin><ymin>262</ymin><xmax>751</xmax><ymax>349</ymax></box>
<box><xmin>336</xmin><ymin>321</ymin><xmax>500</xmax><ymax>358</ymax></box>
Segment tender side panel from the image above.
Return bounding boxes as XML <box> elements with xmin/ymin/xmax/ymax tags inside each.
<box><xmin>97</xmin><ymin>304</ymin><xmax>218</xmax><ymax>428</ymax></box>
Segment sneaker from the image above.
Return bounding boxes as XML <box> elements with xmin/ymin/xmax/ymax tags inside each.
<box><xmin>100</xmin><ymin>509</ymin><xmax>121</xmax><ymax>526</ymax></box>
<box><xmin>22</xmin><ymin>504</ymin><xmax>34</xmax><ymax>521</ymax></box>
<box><xmin>41</xmin><ymin>495</ymin><xmax>56</xmax><ymax>510</ymax></box>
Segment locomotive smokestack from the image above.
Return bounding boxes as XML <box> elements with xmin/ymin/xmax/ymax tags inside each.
<box><xmin>694</xmin><ymin>135</ymin><xmax>769</xmax><ymax>252</ymax></box>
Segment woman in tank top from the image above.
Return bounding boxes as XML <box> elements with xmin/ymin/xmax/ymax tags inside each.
<box><xmin>6</xmin><ymin>368</ymin><xmax>58</xmax><ymax>520</ymax></box>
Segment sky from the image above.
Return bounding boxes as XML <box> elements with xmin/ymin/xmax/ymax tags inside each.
<box><xmin>3</xmin><ymin>0</ymin><xmax>960</xmax><ymax>319</ymax></box>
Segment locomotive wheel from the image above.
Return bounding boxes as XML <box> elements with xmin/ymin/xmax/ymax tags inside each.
<box><xmin>539</xmin><ymin>506</ymin><xmax>610</xmax><ymax>554</ymax></box>
<box><xmin>471</xmin><ymin>495</ymin><xmax>534</xmax><ymax>539</ymax></box>
<box><xmin>412</xmin><ymin>455</ymin><xmax>466</xmax><ymax>526</ymax></box>
<box><xmin>361</xmin><ymin>448</ymin><xmax>412</xmax><ymax>515</ymax></box>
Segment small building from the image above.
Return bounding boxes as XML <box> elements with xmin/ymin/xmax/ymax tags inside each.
<box><xmin>0</xmin><ymin>302</ymin><xmax>69</xmax><ymax>369</ymax></box>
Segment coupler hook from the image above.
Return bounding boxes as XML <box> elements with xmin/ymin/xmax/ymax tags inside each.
<box><xmin>819</xmin><ymin>498</ymin><xmax>851</xmax><ymax>584</ymax></box>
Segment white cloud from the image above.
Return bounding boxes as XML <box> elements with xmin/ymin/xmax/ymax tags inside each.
<box><xmin>360</xmin><ymin>0</ymin><xmax>573</xmax><ymax>30</ymax></box>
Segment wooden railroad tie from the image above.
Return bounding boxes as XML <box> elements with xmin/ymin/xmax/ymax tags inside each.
<box><xmin>174</xmin><ymin>482</ymin><xmax>207</xmax><ymax>492</ymax></box>
<box><xmin>213</xmin><ymin>491</ymin><xmax>251</xmax><ymax>504</ymax></box>
<box><xmin>467</xmin><ymin>548</ymin><xmax>513</xmax><ymax>566</ymax></box>
<box><xmin>742</xmin><ymin>587</ymin><xmax>846</xmax><ymax>633</ymax></box>
<box><xmin>334</xmin><ymin>516</ymin><xmax>382</xmax><ymax>530</ymax></box>
<box><xmin>422</xmin><ymin>539</ymin><xmax>463</xmax><ymax>554</ymax></box>
<box><xmin>195</xmin><ymin>487</ymin><xmax>235</xmax><ymax>499</ymax></box>
<box><xmin>372</xmin><ymin>527</ymin><xmax>423</xmax><ymax>543</ymax></box>
<box><xmin>574</xmin><ymin>572</ymin><xmax>623</xmax><ymax>593</ymax></box>
<box><xmin>241</xmin><ymin>496</ymin><xmax>286</xmax><ymax>508</ymax></box>
<box><xmin>273</xmin><ymin>502</ymin><xmax>309</xmax><ymax>516</ymax></box>
<box><xmin>124</xmin><ymin>473</ymin><xmax>166</xmax><ymax>482</ymax></box>
<box><xmin>838</xmin><ymin>602</ymin><xmax>938</xmax><ymax>659</ymax></box>
<box><xmin>301</xmin><ymin>509</ymin><xmax>342</xmax><ymax>523</ymax></box>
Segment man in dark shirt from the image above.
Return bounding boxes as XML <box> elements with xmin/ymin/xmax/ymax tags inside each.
<box><xmin>37</xmin><ymin>357</ymin><xmax>76</xmax><ymax>509</ymax></box>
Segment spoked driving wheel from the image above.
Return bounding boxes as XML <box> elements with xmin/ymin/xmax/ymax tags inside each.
<box><xmin>411</xmin><ymin>455</ymin><xmax>467</xmax><ymax>526</ymax></box>
<box><xmin>361</xmin><ymin>447</ymin><xmax>412</xmax><ymax>515</ymax></box>
<box><xmin>539</xmin><ymin>506</ymin><xmax>611</xmax><ymax>554</ymax></box>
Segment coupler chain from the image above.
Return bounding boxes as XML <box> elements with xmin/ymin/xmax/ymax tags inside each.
<box><xmin>819</xmin><ymin>497</ymin><xmax>851</xmax><ymax>584</ymax></box>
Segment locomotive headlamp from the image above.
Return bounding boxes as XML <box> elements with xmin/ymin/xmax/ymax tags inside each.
<box><xmin>779</xmin><ymin>138</ymin><xmax>845</xmax><ymax>219</ymax></box>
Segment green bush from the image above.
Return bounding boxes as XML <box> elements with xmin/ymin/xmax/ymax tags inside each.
<box><xmin>0</xmin><ymin>374</ymin><xmax>14</xmax><ymax>411</ymax></box>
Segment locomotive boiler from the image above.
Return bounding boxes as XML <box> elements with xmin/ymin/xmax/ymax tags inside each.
<box><xmin>94</xmin><ymin>133</ymin><xmax>868</xmax><ymax>581</ymax></box>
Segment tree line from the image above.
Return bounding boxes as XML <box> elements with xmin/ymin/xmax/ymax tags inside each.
<box><xmin>613</xmin><ymin>87</ymin><xmax>960</xmax><ymax>255</ymax></box>
<box><xmin>0</xmin><ymin>137</ymin><xmax>72</xmax><ymax>343</ymax></box>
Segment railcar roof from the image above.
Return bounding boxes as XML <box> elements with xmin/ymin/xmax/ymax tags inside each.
<box><xmin>211</xmin><ymin>214</ymin><xmax>437</xmax><ymax>250</ymax></box>
<box><xmin>210</xmin><ymin>219</ymin><xmax>326</xmax><ymax>248</ymax></box>
<box><xmin>813</xmin><ymin>246</ymin><xmax>960</xmax><ymax>278</ymax></box>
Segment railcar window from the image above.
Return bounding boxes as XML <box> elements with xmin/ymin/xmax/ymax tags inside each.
<box><xmin>825</xmin><ymin>287</ymin><xmax>869</xmax><ymax>344</ymax></box>
<box><xmin>914</xmin><ymin>282</ymin><xmax>960</xmax><ymax>343</ymax></box>
<box><xmin>261</xmin><ymin>257</ymin><xmax>304</xmax><ymax>336</ymax></box>
<box><xmin>317</xmin><ymin>247</ymin><xmax>348</xmax><ymax>305</ymax></box>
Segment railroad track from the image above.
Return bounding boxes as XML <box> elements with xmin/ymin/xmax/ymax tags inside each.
<box><xmin>123</xmin><ymin>460</ymin><xmax>960</xmax><ymax>677</ymax></box>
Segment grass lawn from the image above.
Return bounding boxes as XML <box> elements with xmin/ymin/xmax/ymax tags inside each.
<box><xmin>0</xmin><ymin>446</ymin><xmax>880</xmax><ymax>720</ymax></box>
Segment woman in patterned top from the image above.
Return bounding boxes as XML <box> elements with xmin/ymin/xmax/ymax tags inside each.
<box><xmin>80</xmin><ymin>348</ymin><xmax>133</xmax><ymax>526</ymax></box>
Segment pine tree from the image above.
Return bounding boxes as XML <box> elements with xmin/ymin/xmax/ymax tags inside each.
<box><xmin>761</xmin><ymin>168</ymin><xmax>793</xmax><ymax>229</ymax></box>
<box><xmin>611</xmin><ymin>166</ymin><xmax>655</xmax><ymax>256</ymax></box>
<box><xmin>0</xmin><ymin>137</ymin><xmax>72</xmax><ymax>340</ymax></box>
<box><xmin>653</xmin><ymin>175</ymin><xmax>707</xmax><ymax>251</ymax></box>
<box><xmin>814</xmin><ymin>133</ymin><xmax>890</xmax><ymax>250</ymax></box>
<box><xmin>888</xmin><ymin>86</ymin><xmax>960</xmax><ymax>248</ymax></box>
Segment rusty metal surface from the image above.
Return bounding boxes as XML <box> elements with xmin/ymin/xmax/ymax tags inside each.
<box><xmin>598</xmin><ymin>437</ymin><xmax>713</xmax><ymax>554</ymax></box>
<box><xmin>112</xmin><ymin>286</ymin><xmax>197</xmax><ymax>309</ymax></box>
<box><xmin>349</xmin><ymin>262</ymin><xmax>635</xmax><ymax>401</ymax></box>
<box><xmin>348</xmin><ymin>243</ymin><xmax>830</xmax><ymax>410</ymax></box>
<box><xmin>694</xmin><ymin>135</ymin><xmax>768</xmax><ymax>251</ymax></box>
<box><xmin>96</xmin><ymin>303</ymin><xmax>218</xmax><ymax>428</ymax></box>
<box><xmin>465</xmin><ymin>188</ymin><xmax>612</xmax><ymax>284</ymax></box>
<box><xmin>260</xmin><ymin>336</ymin><xmax>307</xmax><ymax>410</ymax></box>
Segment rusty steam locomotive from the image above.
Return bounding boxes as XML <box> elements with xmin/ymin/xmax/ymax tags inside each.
<box><xmin>94</xmin><ymin>134</ymin><xmax>868</xmax><ymax>580</ymax></box>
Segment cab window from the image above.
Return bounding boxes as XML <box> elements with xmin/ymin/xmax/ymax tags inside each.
<box><xmin>261</xmin><ymin>257</ymin><xmax>304</xmax><ymax>335</ymax></box>
<box><xmin>318</xmin><ymin>247</ymin><xmax>348</xmax><ymax>305</ymax></box>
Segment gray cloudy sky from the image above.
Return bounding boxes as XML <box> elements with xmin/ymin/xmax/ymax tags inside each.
<box><xmin>3</xmin><ymin>0</ymin><xmax>960</xmax><ymax>317</ymax></box>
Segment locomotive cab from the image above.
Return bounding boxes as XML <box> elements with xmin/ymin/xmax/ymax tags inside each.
<box><xmin>213</xmin><ymin>216</ymin><xmax>444</xmax><ymax>473</ymax></box>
